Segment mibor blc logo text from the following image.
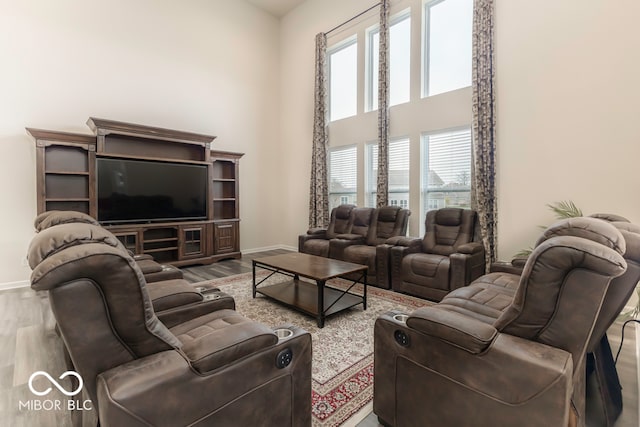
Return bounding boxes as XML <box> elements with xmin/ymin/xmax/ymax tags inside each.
<box><xmin>19</xmin><ymin>370</ymin><xmax>93</xmax><ymax>411</ymax></box>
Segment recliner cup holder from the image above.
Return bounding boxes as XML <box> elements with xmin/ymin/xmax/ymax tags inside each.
<box><xmin>393</xmin><ymin>314</ymin><xmax>409</xmax><ymax>323</ymax></box>
<box><xmin>274</xmin><ymin>328</ymin><xmax>293</xmax><ymax>340</ymax></box>
<box><xmin>203</xmin><ymin>293</ymin><xmax>221</xmax><ymax>301</ymax></box>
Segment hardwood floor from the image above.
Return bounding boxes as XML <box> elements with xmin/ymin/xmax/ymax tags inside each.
<box><xmin>1</xmin><ymin>251</ymin><xmax>637</xmax><ymax>427</ymax></box>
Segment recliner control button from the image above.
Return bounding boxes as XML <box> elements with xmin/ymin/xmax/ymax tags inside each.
<box><xmin>394</xmin><ymin>330</ymin><xmax>410</xmax><ymax>347</ymax></box>
<box><xmin>276</xmin><ymin>348</ymin><xmax>293</xmax><ymax>368</ymax></box>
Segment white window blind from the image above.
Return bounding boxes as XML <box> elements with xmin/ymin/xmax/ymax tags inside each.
<box><xmin>366</xmin><ymin>138</ymin><xmax>410</xmax><ymax>207</ymax></box>
<box><xmin>421</xmin><ymin>128</ymin><xmax>472</xmax><ymax>233</ymax></box>
<box><xmin>329</xmin><ymin>145</ymin><xmax>357</xmax><ymax>210</ymax></box>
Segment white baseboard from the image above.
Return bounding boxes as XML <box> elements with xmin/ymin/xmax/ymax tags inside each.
<box><xmin>242</xmin><ymin>244</ymin><xmax>296</xmax><ymax>254</ymax></box>
<box><xmin>0</xmin><ymin>280</ymin><xmax>30</xmax><ymax>291</ymax></box>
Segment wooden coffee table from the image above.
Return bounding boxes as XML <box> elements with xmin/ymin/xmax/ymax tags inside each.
<box><xmin>252</xmin><ymin>252</ymin><xmax>367</xmax><ymax>328</ymax></box>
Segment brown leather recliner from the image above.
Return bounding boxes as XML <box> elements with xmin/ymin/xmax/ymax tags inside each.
<box><xmin>389</xmin><ymin>208</ymin><xmax>485</xmax><ymax>301</ymax></box>
<box><xmin>373</xmin><ymin>217</ymin><xmax>628</xmax><ymax>427</ymax></box>
<box><xmin>28</xmin><ymin>222</ymin><xmax>312</xmax><ymax>427</ymax></box>
<box><xmin>330</xmin><ymin>206</ymin><xmax>410</xmax><ymax>288</ymax></box>
<box><xmin>34</xmin><ymin>210</ymin><xmax>183</xmax><ymax>283</ymax></box>
<box><xmin>487</xmin><ymin>214</ymin><xmax>640</xmax><ymax>425</ymax></box>
<box><xmin>585</xmin><ymin>220</ymin><xmax>640</xmax><ymax>426</ymax></box>
<box><xmin>33</xmin><ymin>211</ymin><xmax>231</xmax><ymax>327</ymax></box>
<box><xmin>298</xmin><ymin>204</ymin><xmax>355</xmax><ymax>257</ymax></box>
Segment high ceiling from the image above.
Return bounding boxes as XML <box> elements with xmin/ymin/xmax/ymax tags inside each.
<box><xmin>245</xmin><ymin>0</ymin><xmax>307</xmax><ymax>18</ymax></box>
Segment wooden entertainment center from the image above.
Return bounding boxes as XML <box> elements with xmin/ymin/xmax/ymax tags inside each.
<box><xmin>27</xmin><ymin>118</ymin><xmax>244</xmax><ymax>266</ymax></box>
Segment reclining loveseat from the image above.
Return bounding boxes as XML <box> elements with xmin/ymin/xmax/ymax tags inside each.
<box><xmin>374</xmin><ymin>217</ymin><xmax>628</xmax><ymax>427</ymax></box>
<box><xmin>299</xmin><ymin>205</ymin><xmax>410</xmax><ymax>288</ymax></box>
<box><xmin>28</xmin><ymin>221</ymin><xmax>312</xmax><ymax>426</ymax></box>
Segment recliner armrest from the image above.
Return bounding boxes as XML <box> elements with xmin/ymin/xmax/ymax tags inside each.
<box><xmin>132</xmin><ymin>253</ymin><xmax>154</xmax><ymax>261</ymax></box>
<box><xmin>298</xmin><ymin>230</ymin><xmax>327</xmax><ymax>252</ymax></box>
<box><xmin>97</xmin><ymin>326</ymin><xmax>312</xmax><ymax>427</ymax></box>
<box><xmin>457</xmin><ymin>242</ymin><xmax>484</xmax><ymax>255</ymax></box>
<box><xmin>511</xmin><ymin>256</ymin><xmax>528</xmax><ymax>268</ymax></box>
<box><xmin>406</xmin><ymin>306</ymin><xmax>497</xmax><ymax>354</ymax></box>
<box><xmin>374</xmin><ymin>314</ymin><xmax>573</xmax><ymax>426</ymax></box>
<box><xmin>181</xmin><ymin>320</ymin><xmax>279</xmax><ymax>373</ymax></box>
<box><xmin>489</xmin><ymin>255</ymin><xmax>527</xmax><ymax>275</ymax></box>
<box><xmin>490</xmin><ymin>261</ymin><xmax>525</xmax><ymax>275</ymax></box>
<box><xmin>329</xmin><ymin>234</ymin><xmax>366</xmax><ymax>259</ymax></box>
<box><xmin>334</xmin><ymin>233</ymin><xmax>366</xmax><ymax>242</ymax></box>
<box><xmin>386</xmin><ymin>236</ymin><xmax>421</xmax><ymax>247</ymax></box>
<box><xmin>306</xmin><ymin>227</ymin><xmax>327</xmax><ymax>237</ymax></box>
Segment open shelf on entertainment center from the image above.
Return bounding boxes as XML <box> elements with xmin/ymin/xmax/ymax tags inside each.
<box><xmin>28</xmin><ymin>118</ymin><xmax>244</xmax><ymax>267</ymax></box>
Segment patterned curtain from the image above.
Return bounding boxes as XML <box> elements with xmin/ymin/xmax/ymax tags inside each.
<box><xmin>309</xmin><ymin>32</ymin><xmax>330</xmax><ymax>228</ymax></box>
<box><xmin>471</xmin><ymin>0</ymin><xmax>497</xmax><ymax>269</ymax></box>
<box><xmin>376</xmin><ymin>0</ymin><xmax>390</xmax><ymax>208</ymax></box>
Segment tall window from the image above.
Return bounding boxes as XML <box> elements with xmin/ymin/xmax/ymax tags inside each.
<box><xmin>423</xmin><ymin>0</ymin><xmax>472</xmax><ymax>96</ymax></box>
<box><xmin>329</xmin><ymin>145</ymin><xmax>357</xmax><ymax>210</ymax></box>
<box><xmin>367</xmin><ymin>12</ymin><xmax>411</xmax><ymax>111</ymax></box>
<box><xmin>326</xmin><ymin>1</ymin><xmax>472</xmax><ymax>236</ymax></box>
<box><xmin>365</xmin><ymin>138</ymin><xmax>410</xmax><ymax>207</ymax></box>
<box><xmin>329</xmin><ymin>38</ymin><xmax>358</xmax><ymax>121</ymax></box>
<box><xmin>421</xmin><ymin>128</ymin><xmax>472</xmax><ymax>232</ymax></box>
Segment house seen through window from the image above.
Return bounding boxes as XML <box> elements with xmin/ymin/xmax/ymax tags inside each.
<box><xmin>421</xmin><ymin>127</ymin><xmax>472</xmax><ymax>233</ymax></box>
<box><xmin>328</xmin><ymin>145</ymin><xmax>357</xmax><ymax>210</ymax></box>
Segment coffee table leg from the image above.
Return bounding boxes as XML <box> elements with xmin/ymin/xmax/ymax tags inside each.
<box><xmin>252</xmin><ymin>261</ymin><xmax>257</xmax><ymax>298</ymax></box>
<box><xmin>317</xmin><ymin>279</ymin><xmax>325</xmax><ymax>328</ymax></box>
<box><xmin>363</xmin><ymin>273</ymin><xmax>367</xmax><ymax>310</ymax></box>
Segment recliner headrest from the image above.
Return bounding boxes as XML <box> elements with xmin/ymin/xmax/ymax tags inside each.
<box><xmin>33</xmin><ymin>210</ymin><xmax>58</xmax><ymax>230</ymax></box>
<box><xmin>28</xmin><ymin>223</ymin><xmax>121</xmax><ymax>268</ymax></box>
<box><xmin>535</xmin><ymin>217</ymin><xmax>626</xmax><ymax>255</ymax></box>
<box><xmin>589</xmin><ymin>213</ymin><xmax>631</xmax><ymax>223</ymax></box>
<box><xmin>35</xmin><ymin>210</ymin><xmax>100</xmax><ymax>232</ymax></box>
<box><xmin>352</xmin><ymin>208</ymin><xmax>374</xmax><ymax>227</ymax></box>
<box><xmin>378</xmin><ymin>205</ymin><xmax>401</xmax><ymax>222</ymax></box>
<box><xmin>334</xmin><ymin>204</ymin><xmax>355</xmax><ymax>219</ymax></box>
<box><xmin>611</xmin><ymin>222</ymin><xmax>640</xmax><ymax>262</ymax></box>
<box><xmin>434</xmin><ymin>208</ymin><xmax>464</xmax><ymax>226</ymax></box>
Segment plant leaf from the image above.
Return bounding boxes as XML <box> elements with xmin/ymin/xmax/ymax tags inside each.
<box><xmin>547</xmin><ymin>200</ymin><xmax>583</xmax><ymax>219</ymax></box>
<box><xmin>514</xmin><ymin>248</ymin><xmax>533</xmax><ymax>258</ymax></box>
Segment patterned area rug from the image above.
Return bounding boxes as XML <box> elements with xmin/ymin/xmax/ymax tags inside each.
<box><xmin>197</xmin><ymin>272</ymin><xmax>429</xmax><ymax>427</ymax></box>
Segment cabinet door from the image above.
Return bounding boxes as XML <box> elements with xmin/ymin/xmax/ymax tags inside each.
<box><xmin>112</xmin><ymin>230</ymin><xmax>141</xmax><ymax>255</ymax></box>
<box><xmin>180</xmin><ymin>225</ymin><xmax>208</xmax><ymax>259</ymax></box>
<box><xmin>213</xmin><ymin>222</ymin><xmax>238</xmax><ymax>254</ymax></box>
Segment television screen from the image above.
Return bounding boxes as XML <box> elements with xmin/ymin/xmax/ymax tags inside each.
<box><xmin>97</xmin><ymin>158</ymin><xmax>208</xmax><ymax>224</ymax></box>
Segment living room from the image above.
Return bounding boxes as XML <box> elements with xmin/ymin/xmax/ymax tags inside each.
<box><xmin>1</xmin><ymin>0</ymin><xmax>639</xmax><ymax>426</ymax></box>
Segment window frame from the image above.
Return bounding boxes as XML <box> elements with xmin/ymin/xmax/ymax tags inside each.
<box><xmin>420</xmin><ymin>126</ymin><xmax>473</xmax><ymax>234</ymax></box>
<box><xmin>328</xmin><ymin>144</ymin><xmax>358</xmax><ymax>211</ymax></box>
<box><xmin>365</xmin><ymin>9</ymin><xmax>412</xmax><ymax>112</ymax></box>
<box><xmin>422</xmin><ymin>0</ymin><xmax>472</xmax><ymax>98</ymax></box>
<box><xmin>365</xmin><ymin>137</ymin><xmax>411</xmax><ymax>209</ymax></box>
<box><xmin>328</xmin><ymin>36</ymin><xmax>359</xmax><ymax>122</ymax></box>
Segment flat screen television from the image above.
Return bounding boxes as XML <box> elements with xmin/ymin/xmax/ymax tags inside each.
<box><xmin>97</xmin><ymin>158</ymin><xmax>208</xmax><ymax>224</ymax></box>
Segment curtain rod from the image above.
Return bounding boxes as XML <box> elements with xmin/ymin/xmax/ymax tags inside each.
<box><xmin>325</xmin><ymin>2</ymin><xmax>382</xmax><ymax>36</ymax></box>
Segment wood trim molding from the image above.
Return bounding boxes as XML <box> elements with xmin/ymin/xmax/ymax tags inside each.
<box><xmin>87</xmin><ymin>117</ymin><xmax>216</xmax><ymax>146</ymax></box>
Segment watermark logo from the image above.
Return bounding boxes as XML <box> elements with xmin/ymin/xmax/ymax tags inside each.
<box><xmin>28</xmin><ymin>371</ymin><xmax>83</xmax><ymax>397</ymax></box>
<box><xmin>19</xmin><ymin>370</ymin><xmax>92</xmax><ymax>412</ymax></box>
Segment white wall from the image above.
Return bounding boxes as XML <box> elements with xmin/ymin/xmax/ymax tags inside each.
<box><xmin>0</xmin><ymin>0</ymin><xmax>282</xmax><ymax>283</ymax></box>
<box><xmin>280</xmin><ymin>0</ymin><xmax>640</xmax><ymax>260</ymax></box>
<box><xmin>495</xmin><ymin>0</ymin><xmax>640</xmax><ymax>258</ymax></box>
<box><xmin>3</xmin><ymin>0</ymin><xmax>640</xmax><ymax>283</ymax></box>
